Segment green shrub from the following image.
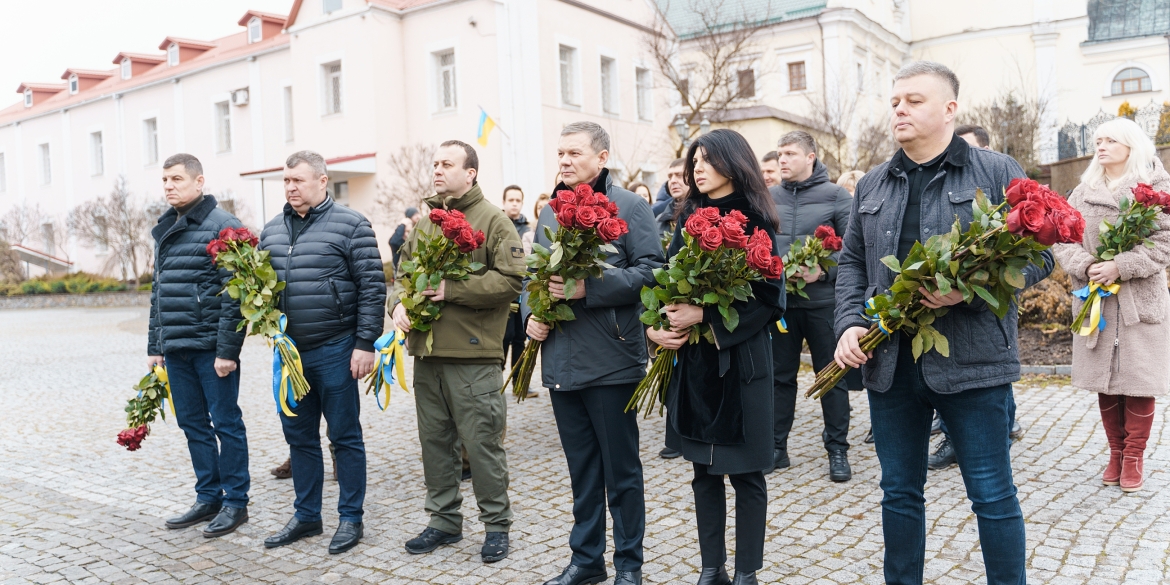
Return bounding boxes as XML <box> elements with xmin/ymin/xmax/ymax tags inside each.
<box><xmin>138</xmin><ymin>283</ymin><xmax>153</xmax><ymax>291</ymax></box>
<box><xmin>20</xmin><ymin>281</ymin><xmax>51</xmax><ymax>295</ymax></box>
<box><xmin>1018</xmin><ymin>266</ymin><xmax>1072</xmax><ymax>328</ymax></box>
<box><xmin>49</xmin><ymin>280</ymin><xmax>67</xmax><ymax>294</ymax></box>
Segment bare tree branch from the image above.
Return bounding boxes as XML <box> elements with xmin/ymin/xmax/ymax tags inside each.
<box><xmin>375</xmin><ymin>143</ymin><xmax>437</xmax><ymax>222</ymax></box>
<box><xmin>68</xmin><ymin>176</ymin><xmax>158</xmax><ymax>283</ymax></box>
<box><xmin>959</xmin><ymin>90</ymin><xmax>1049</xmax><ymax>175</ymax></box>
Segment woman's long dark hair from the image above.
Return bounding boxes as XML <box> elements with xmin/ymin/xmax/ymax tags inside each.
<box><xmin>675</xmin><ymin>129</ymin><xmax>780</xmax><ymax>230</ymax></box>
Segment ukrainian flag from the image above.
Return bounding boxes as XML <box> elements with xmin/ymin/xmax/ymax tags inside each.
<box><xmin>476</xmin><ymin>107</ymin><xmax>497</xmax><ymax>146</ymax></box>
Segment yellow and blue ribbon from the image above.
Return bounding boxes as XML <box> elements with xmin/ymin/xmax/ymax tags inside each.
<box><xmin>1072</xmin><ymin>282</ymin><xmax>1120</xmax><ymax>336</ymax></box>
<box><xmin>776</xmin><ymin>318</ymin><xmax>788</xmax><ymax>333</ymax></box>
<box><xmin>369</xmin><ymin>330</ymin><xmax>409</xmax><ymax>411</ymax></box>
<box><xmin>272</xmin><ymin>314</ymin><xmax>304</xmax><ymax>417</ymax></box>
<box><xmin>153</xmin><ymin>365</ymin><xmax>175</xmax><ymax>418</ymax></box>
<box><xmin>863</xmin><ymin>298</ymin><xmax>893</xmax><ymax>336</ymax></box>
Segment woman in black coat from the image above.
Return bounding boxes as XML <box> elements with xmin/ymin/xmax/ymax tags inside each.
<box><xmin>647</xmin><ymin>129</ymin><xmax>785</xmax><ymax>585</ymax></box>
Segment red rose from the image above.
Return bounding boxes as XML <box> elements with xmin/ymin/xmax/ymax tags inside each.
<box><xmin>746</xmin><ymin>242</ymin><xmax>773</xmax><ymax>273</ymax></box>
<box><xmin>814</xmin><ymin>225</ymin><xmax>836</xmax><ymax>240</ymax></box>
<box><xmin>117</xmin><ymin>425</ymin><xmax>149</xmax><ymax>451</ymax></box>
<box><xmin>721</xmin><ymin>221</ymin><xmax>748</xmax><ymax>249</ymax></box>
<box><xmin>573</xmin><ymin>183</ymin><xmax>595</xmax><ymax>201</ymax></box>
<box><xmin>699</xmin><ymin>227</ymin><xmax>724</xmax><ymax>251</ymax></box>
<box><xmin>429</xmin><ymin>209</ymin><xmax>448</xmax><ymax>224</ymax></box>
<box><xmin>455</xmin><ymin>228</ymin><xmax>478</xmax><ymax>253</ymax></box>
<box><xmin>556</xmin><ymin>206</ymin><xmax>578</xmax><ymax>228</ymax></box>
<box><xmin>206</xmin><ymin>239</ymin><xmax>227</xmax><ymax>261</ymax></box>
<box><xmin>1006</xmin><ymin>178</ymin><xmax>1041</xmax><ymax>207</ymax></box>
<box><xmin>442</xmin><ymin>218</ymin><xmax>463</xmax><ymax>240</ymax></box>
<box><xmin>554</xmin><ymin>189</ymin><xmax>577</xmax><ymax>208</ymax></box>
<box><xmin>697</xmin><ymin>207</ymin><xmax>722</xmax><ymax>223</ymax></box>
<box><xmin>1006</xmin><ymin>199</ymin><xmax>1045</xmax><ymax>236</ymax></box>
<box><xmin>1031</xmin><ymin>217</ymin><xmax>1062</xmax><ymax>246</ymax></box>
<box><xmin>746</xmin><ymin>227</ymin><xmax>772</xmax><ymax>252</ymax></box>
<box><xmin>475</xmin><ymin>231</ymin><xmax>486</xmax><ymax>247</ymax></box>
<box><xmin>577</xmin><ymin>192</ymin><xmax>598</xmax><ymax>207</ymax></box>
<box><xmin>592</xmin><ymin>204</ymin><xmax>611</xmax><ymax>221</ymax></box>
<box><xmin>1064</xmin><ymin>210</ymin><xmax>1086</xmax><ymax>243</ymax></box>
<box><xmin>823</xmin><ymin>235</ymin><xmax>843</xmax><ymax>251</ymax></box>
<box><xmin>760</xmin><ymin>256</ymin><xmax>785</xmax><ymax>279</ymax></box>
<box><xmin>447</xmin><ymin>210</ymin><xmax>466</xmax><ymax>222</ymax></box>
<box><xmin>218</xmin><ymin>227</ymin><xmax>238</xmax><ymax>241</ymax></box>
<box><xmin>233</xmin><ymin>227</ymin><xmax>259</xmax><ymax>247</ymax></box>
<box><xmin>1132</xmin><ymin>183</ymin><xmax>1158</xmax><ymax>207</ymax></box>
<box><xmin>724</xmin><ymin>210</ymin><xmax>748</xmax><ymax>228</ymax></box>
<box><xmin>576</xmin><ymin>206</ymin><xmax>600</xmax><ymax>228</ymax></box>
<box><xmin>605</xmin><ymin>201</ymin><xmax>619</xmax><ymax>216</ymax></box>
<box><xmin>597</xmin><ymin>218</ymin><xmax>628</xmax><ymax>242</ymax></box>
<box><xmin>685</xmin><ymin>214</ymin><xmax>711</xmax><ymax>238</ymax></box>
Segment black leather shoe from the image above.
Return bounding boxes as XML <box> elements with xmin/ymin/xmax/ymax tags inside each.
<box><xmin>329</xmin><ymin>521</ymin><xmax>363</xmax><ymax>554</ymax></box>
<box><xmin>928</xmin><ymin>437</ymin><xmax>957</xmax><ymax>470</ymax></box>
<box><xmin>659</xmin><ymin>447</ymin><xmax>681</xmax><ymax>459</ymax></box>
<box><xmin>405</xmin><ymin>527</ymin><xmax>462</xmax><ymax>554</ymax></box>
<box><xmin>202</xmin><ymin>506</ymin><xmax>247</xmax><ymax>537</ymax></box>
<box><xmin>461</xmin><ymin>468</ymin><xmax>473</xmax><ymax>481</ymax></box>
<box><xmin>730</xmin><ymin>571</ymin><xmax>758</xmax><ymax>585</ymax></box>
<box><xmin>165</xmin><ymin>501</ymin><xmax>221</xmax><ymax>529</ymax></box>
<box><xmin>931</xmin><ymin>412</ymin><xmax>943</xmax><ymax>435</ymax></box>
<box><xmin>614</xmin><ymin>570</ymin><xmax>642</xmax><ymax>585</ymax></box>
<box><xmin>828</xmin><ymin>449</ymin><xmax>852</xmax><ymax>482</ymax></box>
<box><xmin>481</xmin><ymin>532</ymin><xmax>509</xmax><ymax>563</ymax></box>
<box><xmin>767</xmin><ymin>449</ymin><xmax>790</xmax><ymax>474</ymax></box>
<box><xmin>863</xmin><ymin>429</ymin><xmax>875</xmax><ymax>444</ymax></box>
<box><xmin>264</xmin><ymin>517</ymin><xmax>324</xmax><ymax>548</ymax></box>
<box><xmin>541</xmin><ymin>564</ymin><xmax>607</xmax><ymax>585</ymax></box>
<box><xmin>696</xmin><ymin>567</ymin><xmax>731</xmax><ymax>585</ymax></box>
<box><xmin>1010</xmin><ymin>419</ymin><xmax>1024</xmax><ymax>440</ymax></box>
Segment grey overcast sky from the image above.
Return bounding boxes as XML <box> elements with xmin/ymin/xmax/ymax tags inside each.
<box><xmin>0</xmin><ymin>0</ymin><xmax>294</xmax><ymax>109</ymax></box>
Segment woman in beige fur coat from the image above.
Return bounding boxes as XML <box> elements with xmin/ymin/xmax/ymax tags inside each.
<box><xmin>1052</xmin><ymin>118</ymin><xmax>1170</xmax><ymax>493</ymax></box>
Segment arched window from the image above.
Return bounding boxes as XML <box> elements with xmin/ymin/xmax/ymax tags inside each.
<box><xmin>248</xmin><ymin>17</ymin><xmax>262</xmax><ymax>43</ymax></box>
<box><xmin>1112</xmin><ymin>67</ymin><xmax>1151</xmax><ymax>95</ymax></box>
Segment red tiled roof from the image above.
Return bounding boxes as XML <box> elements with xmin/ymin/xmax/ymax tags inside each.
<box><xmin>238</xmin><ymin>10</ymin><xmax>288</xmax><ymax>26</ymax></box>
<box><xmin>287</xmin><ymin>0</ymin><xmax>448</xmax><ymax>27</ymax></box>
<box><xmin>112</xmin><ymin>52</ymin><xmax>165</xmax><ymax>65</ymax></box>
<box><xmin>60</xmin><ymin>68</ymin><xmax>114</xmax><ymax>80</ymax></box>
<box><xmin>157</xmin><ymin>36</ymin><xmax>217</xmax><ymax>51</ymax></box>
<box><xmin>15</xmin><ymin>82</ymin><xmax>66</xmax><ymax>93</ymax></box>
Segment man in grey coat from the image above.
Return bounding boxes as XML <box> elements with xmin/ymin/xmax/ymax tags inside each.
<box><xmin>526</xmin><ymin>122</ymin><xmax>663</xmax><ymax>585</ymax></box>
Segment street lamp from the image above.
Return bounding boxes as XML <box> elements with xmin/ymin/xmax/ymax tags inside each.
<box><xmin>674</xmin><ymin>114</ymin><xmax>690</xmax><ymax>149</ymax></box>
<box><xmin>699</xmin><ymin>114</ymin><xmax>711</xmax><ymax>136</ymax></box>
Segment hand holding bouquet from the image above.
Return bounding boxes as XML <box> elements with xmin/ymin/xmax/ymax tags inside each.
<box><xmin>626</xmin><ymin>208</ymin><xmax>783</xmax><ymax>417</ymax></box>
<box><xmin>116</xmin><ymin>366</ymin><xmax>172</xmax><ymax>451</ymax></box>
<box><xmin>208</xmin><ymin>227</ymin><xmax>309</xmax><ymax>416</ymax></box>
<box><xmin>783</xmin><ymin>225</ymin><xmax>842</xmax><ymax>298</ymax></box>
<box><xmin>1070</xmin><ymin>183</ymin><xmax>1170</xmax><ymax>335</ymax></box>
<box><xmin>503</xmin><ymin>183</ymin><xmax>628</xmax><ymax>400</ymax></box>
<box><xmin>397</xmin><ymin>208</ymin><xmax>486</xmax><ymax>352</ymax></box>
<box><xmin>807</xmin><ymin>179</ymin><xmax>1084</xmax><ymax>399</ymax></box>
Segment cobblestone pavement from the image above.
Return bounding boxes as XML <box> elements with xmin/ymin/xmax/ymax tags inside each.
<box><xmin>1</xmin><ymin>307</ymin><xmax>1167</xmax><ymax>585</ymax></box>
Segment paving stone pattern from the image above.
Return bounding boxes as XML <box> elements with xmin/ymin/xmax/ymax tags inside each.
<box><xmin>0</xmin><ymin>308</ymin><xmax>1166</xmax><ymax>584</ymax></box>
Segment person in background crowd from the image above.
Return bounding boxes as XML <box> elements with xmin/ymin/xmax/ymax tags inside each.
<box><xmin>648</xmin><ymin>129</ymin><xmax>783</xmax><ymax>585</ymax></box>
<box><xmin>528</xmin><ymin>122</ymin><xmax>662</xmax><ymax>585</ymax></box>
<box><xmin>834</xmin><ymin>61</ymin><xmax>1051</xmax><ymax>585</ymax></box>
<box><xmin>501</xmin><ymin>184</ymin><xmax>532</xmax><ymax>393</ymax></box>
<box><xmin>768</xmin><ymin>131</ymin><xmax>854</xmax><ymax>482</ymax></box>
<box><xmin>654</xmin><ymin>159</ymin><xmax>688</xmax><ymax>244</ymax></box>
<box><xmin>150</xmin><ymin>153</ymin><xmax>250</xmax><ymax>538</ymax></box>
<box><xmin>389</xmin><ymin>207</ymin><xmax>421</xmax><ymax>269</ymax></box>
<box><xmin>760</xmin><ymin>151</ymin><xmax>781</xmax><ymax>188</ymax></box>
<box><xmin>955</xmin><ymin>123</ymin><xmax>991</xmax><ymax>149</ymax></box>
<box><xmin>259</xmin><ymin>150</ymin><xmax>386</xmax><ymax>555</ymax></box>
<box><xmin>835</xmin><ymin>170</ymin><xmax>865</xmax><ymax>196</ymax></box>
<box><xmin>503</xmin><ymin>185</ymin><xmax>531</xmax><ymax>240</ymax></box>
<box><xmin>629</xmin><ymin>182</ymin><xmax>654</xmax><ymax>207</ymax></box>
<box><xmin>1052</xmin><ymin>117</ymin><xmax>1170</xmax><ymax>493</ymax></box>
<box><xmin>522</xmin><ymin>193</ymin><xmax>551</xmax><ymax>255</ymax></box>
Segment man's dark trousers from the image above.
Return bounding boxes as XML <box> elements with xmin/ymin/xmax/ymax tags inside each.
<box><xmin>771</xmin><ymin>306</ymin><xmax>849</xmax><ymax>453</ymax></box>
<box><xmin>166</xmin><ymin>350</ymin><xmax>249</xmax><ymax>509</ymax></box>
<box><xmin>549</xmin><ymin>384</ymin><xmax>645</xmax><ymax>572</ymax></box>
<box><xmin>868</xmin><ymin>338</ymin><xmax>1025</xmax><ymax>585</ymax></box>
<box><xmin>279</xmin><ymin>335</ymin><xmax>367</xmax><ymax>523</ymax></box>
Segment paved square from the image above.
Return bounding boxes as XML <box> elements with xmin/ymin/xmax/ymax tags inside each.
<box><xmin>0</xmin><ymin>307</ymin><xmax>1166</xmax><ymax>584</ymax></box>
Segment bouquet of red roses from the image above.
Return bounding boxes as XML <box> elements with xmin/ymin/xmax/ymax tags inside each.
<box><xmin>208</xmin><ymin>227</ymin><xmax>309</xmax><ymax>416</ymax></box>
<box><xmin>626</xmin><ymin>207</ymin><xmax>783</xmax><ymax>417</ymax></box>
<box><xmin>503</xmin><ymin>183</ymin><xmax>629</xmax><ymax>400</ymax></box>
<box><xmin>116</xmin><ymin>365</ymin><xmax>172</xmax><ymax>451</ymax></box>
<box><xmin>807</xmin><ymin>179</ymin><xmax>1084</xmax><ymax>399</ymax></box>
<box><xmin>783</xmin><ymin>225</ymin><xmax>842</xmax><ymax>299</ymax></box>
<box><xmin>1070</xmin><ymin>183</ymin><xmax>1170</xmax><ymax>335</ymax></box>
<box><xmin>397</xmin><ymin>208</ymin><xmax>486</xmax><ymax>352</ymax></box>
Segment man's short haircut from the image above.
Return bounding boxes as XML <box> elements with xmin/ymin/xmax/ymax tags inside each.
<box><xmin>561</xmin><ymin>121</ymin><xmax>611</xmax><ymax>154</ymax></box>
<box><xmin>503</xmin><ymin>184</ymin><xmax>524</xmax><ymax>200</ymax></box>
<box><xmin>440</xmin><ymin>140</ymin><xmax>479</xmax><ymax>173</ymax></box>
<box><xmin>286</xmin><ymin>150</ymin><xmax>328</xmax><ymax>177</ymax></box>
<box><xmin>669</xmin><ymin>157</ymin><xmax>686</xmax><ymax>168</ymax></box>
<box><xmin>894</xmin><ymin>61</ymin><xmax>960</xmax><ymax>100</ymax></box>
<box><xmin>778</xmin><ymin>131</ymin><xmax>817</xmax><ymax>156</ymax></box>
<box><xmin>163</xmin><ymin>153</ymin><xmax>203</xmax><ymax>179</ymax></box>
<box><xmin>955</xmin><ymin>124</ymin><xmax>990</xmax><ymax>148</ymax></box>
<box><xmin>762</xmin><ymin>151</ymin><xmax>779</xmax><ymax>163</ymax></box>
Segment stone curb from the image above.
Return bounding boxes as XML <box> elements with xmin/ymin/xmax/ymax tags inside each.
<box><xmin>0</xmin><ymin>291</ymin><xmax>151</xmax><ymax>310</ymax></box>
<box><xmin>798</xmin><ymin>353</ymin><xmax>1071</xmax><ymax>375</ymax></box>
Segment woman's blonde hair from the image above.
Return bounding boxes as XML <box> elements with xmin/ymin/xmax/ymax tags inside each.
<box><xmin>836</xmin><ymin>170</ymin><xmax>865</xmax><ymax>196</ymax></box>
<box><xmin>1080</xmin><ymin>117</ymin><xmax>1156</xmax><ymax>189</ymax></box>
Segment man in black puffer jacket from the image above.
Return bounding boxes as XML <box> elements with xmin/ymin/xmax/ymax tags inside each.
<box><xmin>148</xmin><ymin>154</ymin><xmax>250</xmax><ymax>538</ymax></box>
<box><xmin>259</xmin><ymin>150</ymin><xmax>386</xmax><ymax>555</ymax></box>
<box><xmin>768</xmin><ymin>132</ymin><xmax>855</xmax><ymax>483</ymax></box>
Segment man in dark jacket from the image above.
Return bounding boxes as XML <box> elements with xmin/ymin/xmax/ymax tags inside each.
<box><xmin>149</xmin><ymin>153</ymin><xmax>249</xmax><ymax>537</ymax></box>
<box><xmin>526</xmin><ymin>122</ymin><xmax>663</xmax><ymax>585</ymax></box>
<box><xmin>768</xmin><ymin>131</ymin><xmax>855</xmax><ymax>482</ymax></box>
<box><xmin>259</xmin><ymin>150</ymin><xmax>386</xmax><ymax>555</ymax></box>
<box><xmin>390</xmin><ymin>141</ymin><xmax>526</xmax><ymax>563</ymax></box>
<box><xmin>834</xmin><ymin>62</ymin><xmax>1051</xmax><ymax>584</ymax></box>
<box><xmin>388</xmin><ymin>207</ymin><xmax>419</xmax><ymax>269</ymax></box>
<box><xmin>654</xmin><ymin>158</ymin><xmax>686</xmax><ymax>243</ymax></box>
<box><xmin>501</xmin><ymin>184</ymin><xmax>531</xmax><ymax>372</ymax></box>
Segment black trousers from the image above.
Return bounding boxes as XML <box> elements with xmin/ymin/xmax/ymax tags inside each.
<box><xmin>692</xmin><ymin>463</ymin><xmax>766</xmax><ymax>573</ymax></box>
<box><xmin>501</xmin><ymin>308</ymin><xmax>526</xmax><ymax>371</ymax></box>
<box><xmin>772</xmin><ymin>305</ymin><xmax>850</xmax><ymax>452</ymax></box>
<box><xmin>550</xmin><ymin>384</ymin><xmax>645</xmax><ymax>571</ymax></box>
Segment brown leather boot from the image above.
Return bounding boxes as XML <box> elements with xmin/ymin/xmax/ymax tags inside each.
<box><xmin>271</xmin><ymin>458</ymin><xmax>292</xmax><ymax>479</ymax></box>
<box><xmin>1120</xmin><ymin>396</ymin><xmax>1155</xmax><ymax>493</ymax></box>
<box><xmin>1098</xmin><ymin>394</ymin><xmax>1126</xmax><ymax>486</ymax></box>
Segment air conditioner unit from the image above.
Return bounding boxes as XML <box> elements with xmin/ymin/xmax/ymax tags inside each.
<box><xmin>231</xmin><ymin>88</ymin><xmax>250</xmax><ymax>106</ymax></box>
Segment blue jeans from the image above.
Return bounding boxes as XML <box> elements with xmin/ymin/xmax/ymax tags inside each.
<box><xmin>938</xmin><ymin>388</ymin><xmax>1016</xmax><ymax>443</ymax></box>
<box><xmin>868</xmin><ymin>341</ymin><xmax>1026</xmax><ymax>585</ymax></box>
<box><xmin>164</xmin><ymin>350</ymin><xmax>250</xmax><ymax>509</ymax></box>
<box><xmin>279</xmin><ymin>335</ymin><xmax>367</xmax><ymax>523</ymax></box>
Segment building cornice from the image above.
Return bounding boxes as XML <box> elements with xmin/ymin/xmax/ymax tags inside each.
<box><xmin>910</xmin><ymin>15</ymin><xmax>1088</xmax><ymax>51</ymax></box>
<box><xmin>1081</xmin><ymin>34</ymin><xmax>1170</xmax><ymax>56</ymax></box>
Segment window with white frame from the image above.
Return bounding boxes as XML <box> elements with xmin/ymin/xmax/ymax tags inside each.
<box><xmin>90</xmin><ymin>131</ymin><xmax>104</xmax><ymax>176</ymax></box>
<box><xmin>1112</xmin><ymin>67</ymin><xmax>1152</xmax><ymax>95</ymax></box>
<box><xmin>323</xmin><ymin>0</ymin><xmax>342</xmax><ymax>13</ymax></box>
<box><xmin>248</xmin><ymin>17</ymin><xmax>262</xmax><ymax>43</ymax></box>
<box><xmin>215</xmin><ymin>101</ymin><xmax>232</xmax><ymax>153</ymax></box>
<box><xmin>737</xmin><ymin>69</ymin><xmax>756</xmax><ymax>98</ymax></box>
<box><xmin>788</xmin><ymin>61</ymin><xmax>807</xmax><ymax>92</ymax></box>
<box><xmin>69</xmin><ymin>75</ymin><xmax>79</xmax><ymax>94</ymax></box>
<box><xmin>143</xmin><ymin>118</ymin><xmax>159</xmax><ymax>166</ymax></box>
<box><xmin>600</xmin><ymin>56</ymin><xmax>617</xmax><ymax>114</ymax></box>
<box><xmin>167</xmin><ymin>43</ymin><xmax>179</xmax><ymax>66</ymax></box>
<box><xmin>0</xmin><ymin>153</ymin><xmax>7</xmax><ymax>193</ymax></box>
<box><xmin>856</xmin><ymin>61</ymin><xmax>865</xmax><ymax>90</ymax></box>
<box><xmin>38</xmin><ymin>143</ymin><xmax>51</xmax><ymax>185</ymax></box>
<box><xmin>636</xmin><ymin>67</ymin><xmax>652</xmax><ymax>121</ymax></box>
<box><xmin>323</xmin><ymin>61</ymin><xmax>343</xmax><ymax>115</ymax></box>
<box><xmin>559</xmin><ymin>45</ymin><xmax>579</xmax><ymax>106</ymax></box>
<box><xmin>283</xmin><ymin>85</ymin><xmax>294</xmax><ymax>142</ymax></box>
<box><xmin>434</xmin><ymin>50</ymin><xmax>456</xmax><ymax>112</ymax></box>
<box><xmin>121</xmin><ymin>59</ymin><xmax>132</xmax><ymax>80</ymax></box>
<box><xmin>23</xmin><ymin>89</ymin><xmax>32</xmax><ymax>107</ymax></box>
